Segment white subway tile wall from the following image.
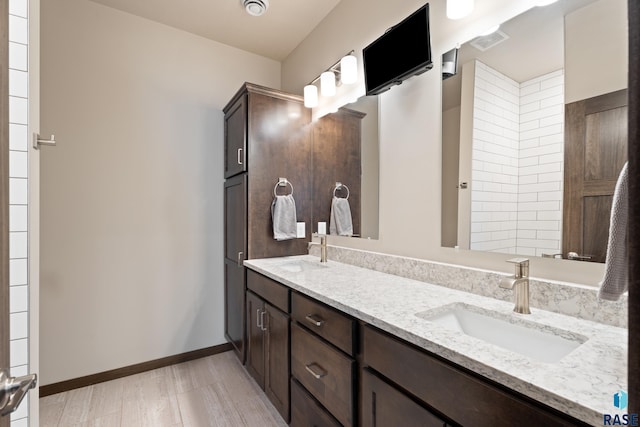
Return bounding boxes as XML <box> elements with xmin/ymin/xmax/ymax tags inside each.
<box><xmin>8</xmin><ymin>0</ymin><xmax>30</xmax><ymax>424</ymax></box>
<box><xmin>470</xmin><ymin>61</ymin><xmax>564</xmax><ymax>256</ymax></box>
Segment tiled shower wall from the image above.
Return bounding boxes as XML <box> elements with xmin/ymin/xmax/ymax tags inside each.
<box><xmin>470</xmin><ymin>60</ymin><xmax>564</xmax><ymax>256</ymax></box>
<box><xmin>8</xmin><ymin>0</ymin><xmax>30</xmax><ymax>424</ymax></box>
<box><xmin>470</xmin><ymin>61</ymin><xmax>520</xmax><ymax>253</ymax></box>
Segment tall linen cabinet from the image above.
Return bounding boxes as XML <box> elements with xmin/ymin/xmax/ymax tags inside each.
<box><xmin>223</xmin><ymin>82</ymin><xmax>312</xmax><ymax>364</ymax></box>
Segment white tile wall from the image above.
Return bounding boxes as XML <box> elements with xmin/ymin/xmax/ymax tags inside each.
<box><xmin>470</xmin><ymin>61</ymin><xmax>564</xmax><ymax>256</ymax></box>
<box><xmin>517</xmin><ymin>70</ymin><xmax>564</xmax><ymax>257</ymax></box>
<box><xmin>8</xmin><ymin>0</ymin><xmax>30</xmax><ymax>424</ymax></box>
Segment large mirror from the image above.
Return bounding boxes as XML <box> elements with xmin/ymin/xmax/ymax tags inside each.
<box><xmin>441</xmin><ymin>0</ymin><xmax>628</xmax><ymax>262</ymax></box>
<box><xmin>311</xmin><ymin>96</ymin><xmax>380</xmax><ymax>239</ymax></box>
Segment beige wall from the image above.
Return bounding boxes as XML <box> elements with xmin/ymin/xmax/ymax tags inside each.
<box><xmin>40</xmin><ymin>0</ymin><xmax>280</xmax><ymax>385</ymax></box>
<box><xmin>565</xmin><ymin>0</ymin><xmax>628</xmax><ymax>103</ymax></box>
<box><xmin>283</xmin><ymin>0</ymin><xmax>606</xmax><ymax>285</ymax></box>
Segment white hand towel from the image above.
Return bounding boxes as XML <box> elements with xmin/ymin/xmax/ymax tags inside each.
<box><xmin>598</xmin><ymin>162</ymin><xmax>628</xmax><ymax>301</ymax></box>
<box><xmin>271</xmin><ymin>194</ymin><xmax>297</xmax><ymax>241</ymax></box>
<box><xmin>330</xmin><ymin>196</ymin><xmax>353</xmax><ymax>236</ymax></box>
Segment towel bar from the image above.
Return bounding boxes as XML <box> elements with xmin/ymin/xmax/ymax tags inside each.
<box><xmin>274</xmin><ymin>178</ymin><xmax>294</xmax><ymax>196</ymax></box>
<box><xmin>333</xmin><ymin>182</ymin><xmax>349</xmax><ymax>199</ymax></box>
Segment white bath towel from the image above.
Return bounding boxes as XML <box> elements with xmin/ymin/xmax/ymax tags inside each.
<box><xmin>271</xmin><ymin>194</ymin><xmax>297</xmax><ymax>241</ymax></box>
<box><xmin>598</xmin><ymin>162</ymin><xmax>628</xmax><ymax>301</ymax></box>
<box><xmin>330</xmin><ymin>196</ymin><xmax>353</xmax><ymax>236</ymax></box>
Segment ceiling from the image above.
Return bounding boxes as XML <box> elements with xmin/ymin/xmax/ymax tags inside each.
<box><xmin>87</xmin><ymin>0</ymin><xmax>343</xmax><ymax>61</ymax></box>
<box><xmin>442</xmin><ymin>0</ymin><xmax>597</xmax><ymax>110</ymax></box>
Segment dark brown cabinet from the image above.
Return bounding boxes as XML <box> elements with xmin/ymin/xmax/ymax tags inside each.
<box><xmin>245</xmin><ymin>271</ymin><xmax>291</xmax><ymax>422</ymax></box>
<box><xmin>290</xmin><ymin>293</ymin><xmax>356</xmax><ymax>427</ymax></box>
<box><xmin>361</xmin><ymin>368</ymin><xmax>446</xmax><ymax>427</ymax></box>
<box><xmin>223</xmin><ymin>83</ymin><xmax>312</xmax><ymax>365</ymax></box>
<box><xmin>224</xmin><ymin>174</ymin><xmax>246</xmax><ymax>361</ymax></box>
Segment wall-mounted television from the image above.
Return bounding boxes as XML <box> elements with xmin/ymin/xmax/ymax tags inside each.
<box><xmin>363</xmin><ymin>4</ymin><xmax>433</xmax><ymax>96</ymax></box>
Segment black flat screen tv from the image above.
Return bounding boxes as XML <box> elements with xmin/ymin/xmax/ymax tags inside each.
<box><xmin>363</xmin><ymin>4</ymin><xmax>433</xmax><ymax>96</ymax></box>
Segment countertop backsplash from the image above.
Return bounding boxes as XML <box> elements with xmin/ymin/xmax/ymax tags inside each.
<box><xmin>308</xmin><ymin>244</ymin><xmax>628</xmax><ymax>328</ymax></box>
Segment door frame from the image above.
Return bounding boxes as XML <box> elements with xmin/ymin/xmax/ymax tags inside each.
<box><xmin>1</xmin><ymin>0</ymin><xmax>12</xmax><ymax>425</ymax></box>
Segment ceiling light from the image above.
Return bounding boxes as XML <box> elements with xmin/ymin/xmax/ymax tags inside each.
<box><xmin>340</xmin><ymin>55</ymin><xmax>358</xmax><ymax>85</ymax></box>
<box><xmin>304</xmin><ymin>85</ymin><xmax>318</xmax><ymax>108</ymax></box>
<box><xmin>535</xmin><ymin>0</ymin><xmax>559</xmax><ymax>5</ymax></box>
<box><xmin>446</xmin><ymin>0</ymin><xmax>474</xmax><ymax>20</ymax></box>
<box><xmin>242</xmin><ymin>0</ymin><xmax>269</xmax><ymax>17</ymax></box>
<box><xmin>320</xmin><ymin>71</ymin><xmax>336</xmax><ymax>97</ymax></box>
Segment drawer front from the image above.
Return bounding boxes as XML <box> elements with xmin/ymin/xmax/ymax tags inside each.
<box><xmin>290</xmin><ymin>379</ymin><xmax>341</xmax><ymax>427</ymax></box>
<box><xmin>291</xmin><ymin>292</ymin><xmax>354</xmax><ymax>355</ymax></box>
<box><xmin>291</xmin><ymin>323</ymin><xmax>354</xmax><ymax>427</ymax></box>
<box><xmin>361</xmin><ymin>368</ymin><xmax>446</xmax><ymax>427</ymax></box>
<box><xmin>362</xmin><ymin>326</ymin><xmax>584</xmax><ymax>427</ymax></box>
<box><xmin>247</xmin><ymin>269</ymin><xmax>289</xmax><ymax>312</ymax></box>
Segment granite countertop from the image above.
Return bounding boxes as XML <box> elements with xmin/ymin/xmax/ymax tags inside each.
<box><xmin>244</xmin><ymin>255</ymin><xmax>628</xmax><ymax>426</ymax></box>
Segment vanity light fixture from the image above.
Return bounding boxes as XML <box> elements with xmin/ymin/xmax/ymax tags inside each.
<box><xmin>446</xmin><ymin>0</ymin><xmax>474</xmax><ymax>20</ymax></box>
<box><xmin>303</xmin><ymin>51</ymin><xmax>358</xmax><ymax>109</ymax></box>
<box><xmin>304</xmin><ymin>84</ymin><xmax>319</xmax><ymax>108</ymax></box>
<box><xmin>321</xmin><ymin>71</ymin><xmax>337</xmax><ymax>96</ymax></box>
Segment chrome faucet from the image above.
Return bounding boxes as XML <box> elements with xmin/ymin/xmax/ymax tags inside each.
<box><xmin>499</xmin><ymin>258</ymin><xmax>531</xmax><ymax>314</ymax></box>
<box><xmin>320</xmin><ymin>236</ymin><xmax>327</xmax><ymax>263</ymax></box>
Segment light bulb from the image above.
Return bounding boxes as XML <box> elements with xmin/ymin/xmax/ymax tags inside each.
<box><xmin>340</xmin><ymin>55</ymin><xmax>358</xmax><ymax>85</ymax></box>
<box><xmin>446</xmin><ymin>0</ymin><xmax>474</xmax><ymax>20</ymax></box>
<box><xmin>320</xmin><ymin>71</ymin><xmax>336</xmax><ymax>97</ymax></box>
<box><xmin>304</xmin><ymin>85</ymin><xmax>318</xmax><ymax>108</ymax></box>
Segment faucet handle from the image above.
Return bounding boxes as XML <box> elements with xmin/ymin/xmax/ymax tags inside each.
<box><xmin>506</xmin><ymin>258</ymin><xmax>529</xmax><ymax>278</ymax></box>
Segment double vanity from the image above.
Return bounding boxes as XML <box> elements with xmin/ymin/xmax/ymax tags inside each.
<box><xmin>242</xmin><ymin>252</ymin><xmax>627</xmax><ymax>427</ymax></box>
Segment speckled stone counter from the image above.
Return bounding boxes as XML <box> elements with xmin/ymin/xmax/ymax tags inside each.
<box><xmin>245</xmin><ymin>255</ymin><xmax>628</xmax><ymax>426</ymax></box>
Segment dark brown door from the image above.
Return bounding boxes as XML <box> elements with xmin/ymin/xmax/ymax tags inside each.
<box><xmin>224</xmin><ymin>94</ymin><xmax>247</xmax><ymax>178</ymax></box>
<box><xmin>224</xmin><ymin>174</ymin><xmax>246</xmax><ymax>362</ymax></box>
<box><xmin>245</xmin><ymin>291</ymin><xmax>265</xmax><ymax>388</ymax></box>
<box><xmin>361</xmin><ymin>369</ymin><xmax>446</xmax><ymax>427</ymax></box>
<box><xmin>563</xmin><ymin>89</ymin><xmax>628</xmax><ymax>262</ymax></box>
<box><xmin>1</xmin><ymin>0</ymin><xmax>10</xmax><ymax>424</ymax></box>
<box><xmin>264</xmin><ymin>303</ymin><xmax>290</xmax><ymax>422</ymax></box>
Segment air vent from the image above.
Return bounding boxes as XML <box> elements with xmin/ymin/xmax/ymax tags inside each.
<box><xmin>470</xmin><ymin>30</ymin><xmax>509</xmax><ymax>52</ymax></box>
<box><xmin>242</xmin><ymin>0</ymin><xmax>269</xmax><ymax>16</ymax></box>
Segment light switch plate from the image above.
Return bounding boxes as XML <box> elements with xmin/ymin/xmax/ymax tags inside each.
<box><xmin>297</xmin><ymin>222</ymin><xmax>306</xmax><ymax>238</ymax></box>
<box><xmin>318</xmin><ymin>222</ymin><xmax>327</xmax><ymax>235</ymax></box>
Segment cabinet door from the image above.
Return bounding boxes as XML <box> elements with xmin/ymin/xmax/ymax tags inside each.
<box><xmin>224</xmin><ymin>174</ymin><xmax>246</xmax><ymax>263</ymax></box>
<box><xmin>361</xmin><ymin>369</ymin><xmax>446</xmax><ymax>427</ymax></box>
<box><xmin>224</xmin><ymin>93</ymin><xmax>247</xmax><ymax>178</ymax></box>
<box><xmin>224</xmin><ymin>258</ymin><xmax>246</xmax><ymax>363</ymax></box>
<box><xmin>246</xmin><ymin>291</ymin><xmax>265</xmax><ymax>388</ymax></box>
<box><xmin>265</xmin><ymin>303</ymin><xmax>290</xmax><ymax>422</ymax></box>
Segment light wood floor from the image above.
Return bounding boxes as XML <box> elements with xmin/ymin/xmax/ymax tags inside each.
<box><xmin>40</xmin><ymin>351</ymin><xmax>289</xmax><ymax>427</ymax></box>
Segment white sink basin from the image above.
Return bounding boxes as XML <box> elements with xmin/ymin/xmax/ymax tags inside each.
<box><xmin>416</xmin><ymin>303</ymin><xmax>588</xmax><ymax>363</ymax></box>
<box><xmin>278</xmin><ymin>259</ymin><xmax>327</xmax><ymax>273</ymax></box>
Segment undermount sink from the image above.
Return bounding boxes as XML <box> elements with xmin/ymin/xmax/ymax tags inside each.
<box><xmin>416</xmin><ymin>303</ymin><xmax>588</xmax><ymax>363</ymax></box>
<box><xmin>278</xmin><ymin>259</ymin><xmax>327</xmax><ymax>273</ymax></box>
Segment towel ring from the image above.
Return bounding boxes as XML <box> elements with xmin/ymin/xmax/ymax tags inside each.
<box><xmin>333</xmin><ymin>183</ymin><xmax>349</xmax><ymax>200</ymax></box>
<box><xmin>274</xmin><ymin>179</ymin><xmax>294</xmax><ymax>197</ymax></box>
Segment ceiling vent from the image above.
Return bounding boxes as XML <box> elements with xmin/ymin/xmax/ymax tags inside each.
<box><xmin>242</xmin><ymin>0</ymin><xmax>269</xmax><ymax>16</ymax></box>
<box><xmin>470</xmin><ymin>30</ymin><xmax>509</xmax><ymax>52</ymax></box>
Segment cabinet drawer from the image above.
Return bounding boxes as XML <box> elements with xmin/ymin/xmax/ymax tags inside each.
<box><xmin>291</xmin><ymin>323</ymin><xmax>354</xmax><ymax>427</ymax></box>
<box><xmin>362</xmin><ymin>326</ymin><xmax>584</xmax><ymax>427</ymax></box>
<box><xmin>290</xmin><ymin>378</ymin><xmax>341</xmax><ymax>427</ymax></box>
<box><xmin>361</xmin><ymin>368</ymin><xmax>446</xmax><ymax>427</ymax></box>
<box><xmin>247</xmin><ymin>270</ymin><xmax>289</xmax><ymax>312</ymax></box>
<box><xmin>291</xmin><ymin>292</ymin><xmax>355</xmax><ymax>355</ymax></box>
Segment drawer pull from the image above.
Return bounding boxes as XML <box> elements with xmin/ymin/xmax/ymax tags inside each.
<box><xmin>305</xmin><ymin>363</ymin><xmax>327</xmax><ymax>379</ymax></box>
<box><xmin>305</xmin><ymin>314</ymin><xmax>325</xmax><ymax>327</ymax></box>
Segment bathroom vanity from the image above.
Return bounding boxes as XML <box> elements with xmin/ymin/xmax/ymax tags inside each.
<box><xmin>243</xmin><ymin>254</ymin><xmax>627</xmax><ymax>427</ymax></box>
